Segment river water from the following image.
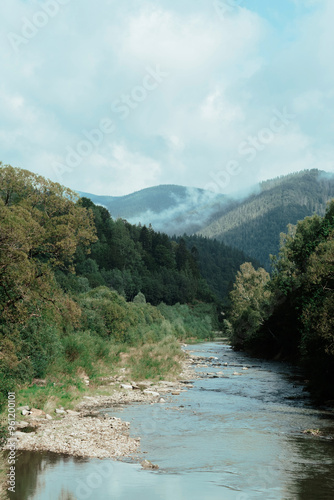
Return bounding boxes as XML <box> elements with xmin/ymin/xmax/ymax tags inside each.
<box><xmin>13</xmin><ymin>342</ymin><xmax>334</xmax><ymax>500</ymax></box>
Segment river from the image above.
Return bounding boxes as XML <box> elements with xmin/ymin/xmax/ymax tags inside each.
<box><xmin>12</xmin><ymin>342</ymin><xmax>334</xmax><ymax>500</ymax></box>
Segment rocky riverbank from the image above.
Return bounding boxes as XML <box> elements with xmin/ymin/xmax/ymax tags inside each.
<box><xmin>3</xmin><ymin>347</ymin><xmax>202</xmax><ymax>460</ymax></box>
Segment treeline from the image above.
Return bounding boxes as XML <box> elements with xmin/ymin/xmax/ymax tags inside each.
<box><xmin>59</xmin><ymin>197</ymin><xmax>215</xmax><ymax>305</ymax></box>
<box><xmin>0</xmin><ymin>164</ymin><xmax>215</xmax><ymax>433</ymax></box>
<box><xmin>172</xmin><ymin>234</ymin><xmax>260</xmax><ymax>301</ymax></box>
<box><xmin>226</xmin><ymin>201</ymin><xmax>334</xmax><ymax>400</ymax></box>
<box><xmin>199</xmin><ymin>169</ymin><xmax>334</xmax><ymax>269</ymax></box>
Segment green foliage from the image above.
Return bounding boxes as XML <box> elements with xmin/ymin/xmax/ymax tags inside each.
<box><xmin>125</xmin><ymin>336</ymin><xmax>184</xmax><ymax>381</ymax></box>
<box><xmin>228</xmin><ymin>263</ymin><xmax>272</xmax><ymax>349</ymax></box>
<box><xmin>0</xmin><ymin>165</ymin><xmax>219</xmax><ymax>429</ymax></box>
<box><xmin>198</xmin><ymin>169</ymin><xmax>334</xmax><ymax>269</ymax></box>
<box><xmin>74</xmin><ymin>198</ymin><xmax>207</xmax><ymax>305</ymax></box>
<box><xmin>133</xmin><ymin>292</ymin><xmax>146</xmax><ymax>304</ymax></box>
<box><xmin>228</xmin><ymin>200</ymin><xmax>334</xmax><ymax>400</ymax></box>
<box><xmin>157</xmin><ymin>302</ymin><xmax>215</xmax><ymax>340</ymax></box>
<box><xmin>174</xmin><ymin>234</ymin><xmax>260</xmax><ymax>301</ymax></box>
<box><xmin>0</xmin><ymin>163</ymin><xmax>96</xmax><ymax>324</ymax></box>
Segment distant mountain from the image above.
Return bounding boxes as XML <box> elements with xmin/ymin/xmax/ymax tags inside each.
<box><xmin>78</xmin><ymin>170</ymin><xmax>334</xmax><ymax>270</ymax></box>
<box><xmin>78</xmin><ymin>185</ymin><xmax>228</xmax><ymax>235</ymax></box>
<box><xmin>197</xmin><ymin>169</ymin><xmax>334</xmax><ymax>269</ymax></box>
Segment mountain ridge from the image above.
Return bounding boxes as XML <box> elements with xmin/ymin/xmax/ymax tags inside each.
<box><xmin>197</xmin><ymin>169</ymin><xmax>334</xmax><ymax>268</ymax></box>
<box><xmin>78</xmin><ymin>169</ymin><xmax>334</xmax><ymax>269</ymax></box>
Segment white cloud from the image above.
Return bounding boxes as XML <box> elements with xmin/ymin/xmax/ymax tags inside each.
<box><xmin>63</xmin><ymin>143</ymin><xmax>162</xmax><ymax>196</ymax></box>
<box><xmin>0</xmin><ymin>0</ymin><xmax>333</xmax><ymax>195</ymax></box>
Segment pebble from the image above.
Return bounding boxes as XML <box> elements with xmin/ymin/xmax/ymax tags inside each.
<box><xmin>18</xmin><ymin>406</ymin><xmax>30</xmax><ymax>412</ymax></box>
<box><xmin>7</xmin><ymin>351</ymin><xmax>198</xmax><ymax>460</ymax></box>
<box><xmin>141</xmin><ymin>460</ymin><xmax>159</xmax><ymax>470</ymax></box>
<box><xmin>143</xmin><ymin>390</ymin><xmax>160</xmax><ymax>397</ymax></box>
<box><xmin>16</xmin><ymin>421</ymin><xmax>29</xmax><ymax>429</ymax></box>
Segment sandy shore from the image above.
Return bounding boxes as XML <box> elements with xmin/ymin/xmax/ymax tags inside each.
<box><xmin>4</xmin><ymin>349</ymin><xmax>207</xmax><ymax>460</ymax></box>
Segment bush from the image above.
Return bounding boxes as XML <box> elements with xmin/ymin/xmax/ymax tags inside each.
<box><xmin>20</xmin><ymin>321</ymin><xmax>64</xmax><ymax>378</ymax></box>
<box><xmin>157</xmin><ymin>302</ymin><xmax>214</xmax><ymax>340</ymax></box>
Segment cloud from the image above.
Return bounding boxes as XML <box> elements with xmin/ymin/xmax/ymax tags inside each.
<box><xmin>63</xmin><ymin>143</ymin><xmax>162</xmax><ymax>196</ymax></box>
<box><xmin>0</xmin><ymin>0</ymin><xmax>333</xmax><ymax>196</ymax></box>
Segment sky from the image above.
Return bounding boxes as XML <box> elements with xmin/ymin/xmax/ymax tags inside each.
<box><xmin>1</xmin><ymin>0</ymin><xmax>334</xmax><ymax>196</ymax></box>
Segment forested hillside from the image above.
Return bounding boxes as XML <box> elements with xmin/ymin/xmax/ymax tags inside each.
<box><xmin>0</xmin><ymin>164</ymin><xmax>218</xmax><ymax>443</ymax></box>
<box><xmin>172</xmin><ymin>235</ymin><xmax>260</xmax><ymax>301</ymax></box>
<box><xmin>198</xmin><ymin>170</ymin><xmax>334</xmax><ymax>269</ymax></box>
<box><xmin>78</xmin><ymin>185</ymin><xmax>208</xmax><ymax>218</ymax></box>
<box><xmin>60</xmin><ymin>197</ymin><xmax>215</xmax><ymax>305</ymax></box>
<box><xmin>227</xmin><ymin>201</ymin><xmax>334</xmax><ymax>400</ymax></box>
<box><xmin>78</xmin><ymin>185</ymin><xmax>228</xmax><ymax>236</ymax></box>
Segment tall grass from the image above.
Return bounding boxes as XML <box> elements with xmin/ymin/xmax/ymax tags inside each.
<box><xmin>1</xmin><ymin>288</ymin><xmax>215</xmax><ymax>435</ymax></box>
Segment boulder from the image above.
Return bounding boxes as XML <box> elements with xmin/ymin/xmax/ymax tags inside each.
<box><xmin>141</xmin><ymin>460</ymin><xmax>159</xmax><ymax>470</ymax></box>
<box><xmin>14</xmin><ymin>431</ymin><xmax>27</xmax><ymax>439</ymax></box>
<box><xmin>16</xmin><ymin>421</ymin><xmax>30</xmax><ymax>429</ymax></box>
<box><xmin>29</xmin><ymin>408</ymin><xmax>46</xmax><ymax>418</ymax></box>
<box><xmin>121</xmin><ymin>384</ymin><xmax>133</xmax><ymax>390</ymax></box>
<box><xmin>31</xmin><ymin>378</ymin><xmax>47</xmax><ymax>387</ymax></box>
<box><xmin>18</xmin><ymin>406</ymin><xmax>30</xmax><ymax>412</ymax></box>
<box><xmin>143</xmin><ymin>390</ymin><xmax>160</xmax><ymax>397</ymax></box>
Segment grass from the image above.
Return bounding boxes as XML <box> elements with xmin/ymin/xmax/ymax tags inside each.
<box><xmin>5</xmin><ymin>335</ymin><xmax>185</xmax><ymax>420</ymax></box>
<box><xmin>124</xmin><ymin>336</ymin><xmax>185</xmax><ymax>381</ymax></box>
<box><xmin>1</xmin><ymin>291</ymin><xmax>214</xmax><ymax>448</ymax></box>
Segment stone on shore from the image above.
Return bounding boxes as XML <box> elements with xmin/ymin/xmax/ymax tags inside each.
<box><xmin>141</xmin><ymin>460</ymin><xmax>159</xmax><ymax>470</ymax></box>
<box><xmin>143</xmin><ymin>390</ymin><xmax>160</xmax><ymax>397</ymax></box>
<box><xmin>29</xmin><ymin>408</ymin><xmax>46</xmax><ymax>418</ymax></box>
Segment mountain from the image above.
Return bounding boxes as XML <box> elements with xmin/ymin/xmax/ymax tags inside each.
<box><xmin>78</xmin><ymin>185</ymin><xmax>228</xmax><ymax>235</ymax></box>
<box><xmin>197</xmin><ymin>169</ymin><xmax>334</xmax><ymax>269</ymax></box>
<box><xmin>78</xmin><ymin>170</ymin><xmax>334</xmax><ymax>270</ymax></box>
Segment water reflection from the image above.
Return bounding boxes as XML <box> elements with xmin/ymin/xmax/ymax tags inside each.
<box><xmin>9</xmin><ymin>452</ymin><xmax>81</xmax><ymax>500</ymax></box>
<box><xmin>289</xmin><ymin>436</ymin><xmax>334</xmax><ymax>500</ymax></box>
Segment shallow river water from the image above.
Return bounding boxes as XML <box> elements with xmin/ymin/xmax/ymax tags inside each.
<box><xmin>13</xmin><ymin>342</ymin><xmax>334</xmax><ymax>500</ymax></box>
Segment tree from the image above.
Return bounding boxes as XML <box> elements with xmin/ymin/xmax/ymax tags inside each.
<box><xmin>229</xmin><ymin>262</ymin><xmax>272</xmax><ymax>348</ymax></box>
<box><xmin>0</xmin><ymin>164</ymin><xmax>97</xmax><ymax>322</ymax></box>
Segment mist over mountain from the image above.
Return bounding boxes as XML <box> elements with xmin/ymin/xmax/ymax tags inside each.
<box><xmin>78</xmin><ymin>185</ymin><xmax>228</xmax><ymax>235</ymax></box>
<box><xmin>79</xmin><ymin>169</ymin><xmax>334</xmax><ymax>269</ymax></box>
<box><xmin>198</xmin><ymin>169</ymin><xmax>334</xmax><ymax>269</ymax></box>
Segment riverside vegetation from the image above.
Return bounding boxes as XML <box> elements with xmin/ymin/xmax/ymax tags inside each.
<box><xmin>0</xmin><ymin>163</ymin><xmax>219</xmax><ymax>452</ymax></box>
<box><xmin>226</xmin><ymin>200</ymin><xmax>334</xmax><ymax>401</ymax></box>
<box><xmin>1</xmin><ymin>162</ymin><xmax>333</xmax><ymax>490</ymax></box>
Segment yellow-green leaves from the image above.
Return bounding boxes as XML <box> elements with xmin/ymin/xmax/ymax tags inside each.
<box><xmin>0</xmin><ymin>164</ymin><xmax>96</xmax><ymax>322</ymax></box>
<box><xmin>229</xmin><ymin>262</ymin><xmax>272</xmax><ymax>347</ymax></box>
